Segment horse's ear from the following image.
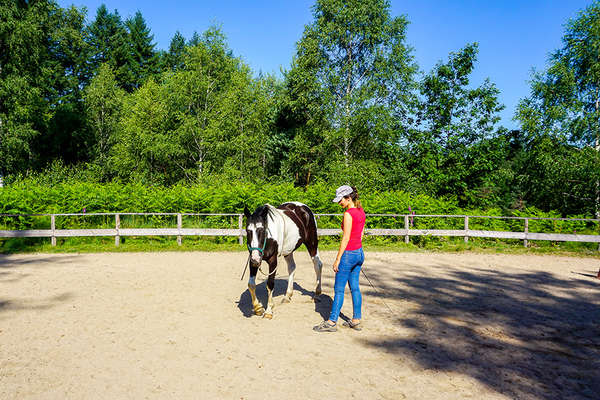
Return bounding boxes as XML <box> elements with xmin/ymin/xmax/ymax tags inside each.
<box><xmin>260</xmin><ymin>205</ymin><xmax>269</xmax><ymax>219</ymax></box>
<box><xmin>244</xmin><ymin>206</ymin><xmax>251</xmax><ymax>219</ymax></box>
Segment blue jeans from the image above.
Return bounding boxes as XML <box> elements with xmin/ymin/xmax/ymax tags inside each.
<box><xmin>329</xmin><ymin>248</ymin><xmax>364</xmax><ymax>322</ymax></box>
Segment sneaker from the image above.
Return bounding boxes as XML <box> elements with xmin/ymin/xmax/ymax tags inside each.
<box><xmin>313</xmin><ymin>320</ymin><xmax>337</xmax><ymax>332</ymax></box>
<box><xmin>342</xmin><ymin>320</ymin><xmax>362</xmax><ymax>331</ymax></box>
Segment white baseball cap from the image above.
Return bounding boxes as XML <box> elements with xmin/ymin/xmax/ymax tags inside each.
<box><xmin>332</xmin><ymin>185</ymin><xmax>353</xmax><ymax>202</ymax></box>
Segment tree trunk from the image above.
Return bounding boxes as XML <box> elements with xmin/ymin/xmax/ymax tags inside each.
<box><xmin>343</xmin><ymin>43</ymin><xmax>352</xmax><ymax>167</ymax></box>
<box><xmin>198</xmin><ymin>149</ymin><xmax>203</xmax><ymax>177</ymax></box>
<box><xmin>594</xmin><ymin>97</ymin><xmax>600</xmax><ymax>219</ymax></box>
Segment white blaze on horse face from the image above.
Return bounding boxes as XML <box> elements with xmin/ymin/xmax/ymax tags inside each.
<box><xmin>248</xmin><ymin>222</ymin><xmax>264</xmax><ymax>263</ymax></box>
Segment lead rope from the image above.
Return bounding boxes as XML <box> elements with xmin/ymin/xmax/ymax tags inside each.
<box><xmin>258</xmin><ymin>263</ymin><xmax>279</xmax><ymax>278</ymax></box>
<box><xmin>239</xmin><ymin>253</ymin><xmax>279</xmax><ymax>280</ymax></box>
<box><xmin>360</xmin><ymin>266</ymin><xmax>395</xmax><ymax>315</ymax></box>
<box><xmin>240</xmin><ymin>254</ymin><xmax>250</xmax><ymax>281</ymax></box>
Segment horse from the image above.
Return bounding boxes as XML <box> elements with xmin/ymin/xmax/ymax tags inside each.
<box><xmin>243</xmin><ymin>202</ymin><xmax>323</xmax><ymax>319</ymax></box>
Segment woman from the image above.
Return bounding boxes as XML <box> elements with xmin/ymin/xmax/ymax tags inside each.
<box><xmin>314</xmin><ymin>185</ymin><xmax>366</xmax><ymax>332</ymax></box>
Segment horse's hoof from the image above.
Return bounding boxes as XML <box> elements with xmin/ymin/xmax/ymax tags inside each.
<box><xmin>281</xmin><ymin>296</ymin><xmax>291</xmax><ymax>303</ymax></box>
<box><xmin>312</xmin><ymin>295</ymin><xmax>321</xmax><ymax>303</ymax></box>
<box><xmin>254</xmin><ymin>307</ymin><xmax>265</xmax><ymax>316</ymax></box>
<box><xmin>263</xmin><ymin>313</ymin><xmax>273</xmax><ymax>319</ymax></box>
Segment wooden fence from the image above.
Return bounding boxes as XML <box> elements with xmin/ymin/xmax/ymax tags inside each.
<box><xmin>1</xmin><ymin>212</ymin><xmax>599</xmax><ymax>249</ymax></box>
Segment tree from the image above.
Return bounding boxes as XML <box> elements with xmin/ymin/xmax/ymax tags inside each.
<box><xmin>284</xmin><ymin>0</ymin><xmax>418</xmax><ymax>184</ymax></box>
<box><xmin>509</xmin><ymin>135</ymin><xmax>598</xmax><ymax>214</ymax></box>
<box><xmin>187</xmin><ymin>31</ymin><xmax>201</xmax><ymax>47</ymax></box>
<box><xmin>516</xmin><ymin>1</ymin><xmax>600</xmax><ymax>217</ymax></box>
<box><xmin>165</xmin><ymin>31</ymin><xmax>186</xmax><ymax>71</ymax></box>
<box><xmin>408</xmin><ymin>43</ymin><xmax>504</xmax><ymax>204</ymax></box>
<box><xmin>83</xmin><ymin>64</ymin><xmax>125</xmax><ymax>176</ymax></box>
<box><xmin>122</xmin><ymin>11</ymin><xmax>159</xmax><ymax>91</ymax></box>
<box><xmin>0</xmin><ymin>0</ymin><xmax>88</xmax><ymax>176</ymax></box>
<box><xmin>85</xmin><ymin>5</ymin><xmax>128</xmax><ymax>85</ymax></box>
<box><xmin>113</xmin><ymin>27</ymin><xmax>276</xmax><ymax>184</ymax></box>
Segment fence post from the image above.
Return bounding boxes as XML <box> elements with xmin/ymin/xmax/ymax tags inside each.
<box><xmin>115</xmin><ymin>214</ymin><xmax>120</xmax><ymax>246</ymax></box>
<box><xmin>177</xmin><ymin>213</ymin><xmax>182</xmax><ymax>246</ymax></box>
<box><xmin>51</xmin><ymin>214</ymin><xmax>56</xmax><ymax>246</ymax></box>
<box><xmin>464</xmin><ymin>216</ymin><xmax>469</xmax><ymax>243</ymax></box>
<box><xmin>238</xmin><ymin>214</ymin><xmax>244</xmax><ymax>245</ymax></box>
<box><xmin>404</xmin><ymin>215</ymin><xmax>409</xmax><ymax>244</ymax></box>
<box><xmin>524</xmin><ymin>218</ymin><xmax>528</xmax><ymax>248</ymax></box>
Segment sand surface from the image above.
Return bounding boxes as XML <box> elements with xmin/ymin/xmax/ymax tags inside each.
<box><xmin>1</xmin><ymin>251</ymin><xmax>599</xmax><ymax>399</ymax></box>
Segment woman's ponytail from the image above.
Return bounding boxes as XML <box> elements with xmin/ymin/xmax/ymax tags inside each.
<box><xmin>350</xmin><ymin>186</ymin><xmax>362</xmax><ymax>209</ymax></box>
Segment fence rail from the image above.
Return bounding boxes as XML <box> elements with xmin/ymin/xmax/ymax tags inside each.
<box><xmin>0</xmin><ymin>212</ymin><xmax>598</xmax><ymax>249</ymax></box>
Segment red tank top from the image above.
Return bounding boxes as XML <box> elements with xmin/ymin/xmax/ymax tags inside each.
<box><xmin>342</xmin><ymin>208</ymin><xmax>366</xmax><ymax>250</ymax></box>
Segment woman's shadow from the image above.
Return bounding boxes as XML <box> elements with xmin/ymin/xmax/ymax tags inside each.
<box><xmin>236</xmin><ymin>279</ymin><xmax>333</xmax><ymax>320</ymax></box>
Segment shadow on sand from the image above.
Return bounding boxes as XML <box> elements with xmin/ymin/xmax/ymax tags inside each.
<box><xmin>0</xmin><ymin>254</ymin><xmax>78</xmax><ymax>269</ymax></box>
<box><xmin>0</xmin><ymin>255</ymin><xmax>78</xmax><ymax>317</ymax></box>
<box><xmin>0</xmin><ymin>292</ymin><xmax>73</xmax><ymax>318</ymax></box>
<box><xmin>236</xmin><ymin>279</ymin><xmax>333</xmax><ymax>320</ymax></box>
<box><xmin>357</xmin><ymin>263</ymin><xmax>600</xmax><ymax>399</ymax></box>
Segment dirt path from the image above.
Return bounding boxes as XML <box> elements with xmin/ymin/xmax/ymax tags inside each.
<box><xmin>1</xmin><ymin>251</ymin><xmax>598</xmax><ymax>399</ymax></box>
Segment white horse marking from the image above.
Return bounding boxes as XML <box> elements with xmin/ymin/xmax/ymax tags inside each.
<box><xmin>284</xmin><ymin>254</ymin><xmax>297</xmax><ymax>301</ymax></box>
<box><xmin>247</xmin><ymin>222</ymin><xmax>263</xmax><ymax>263</ymax></box>
<box><xmin>312</xmin><ymin>250</ymin><xmax>323</xmax><ymax>297</ymax></box>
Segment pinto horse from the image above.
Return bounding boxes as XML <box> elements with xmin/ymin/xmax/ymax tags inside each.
<box><xmin>244</xmin><ymin>202</ymin><xmax>323</xmax><ymax>319</ymax></box>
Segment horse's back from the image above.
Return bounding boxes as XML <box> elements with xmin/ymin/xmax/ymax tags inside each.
<box><xmin>277</xmin><ymin>202</ymin><xmax>319</xmax><ymax>255</ymax></box>
<box><xmin>277</xmin><ymin>202</ymin><xmax>316</xmax><ymax>228</ymax></box>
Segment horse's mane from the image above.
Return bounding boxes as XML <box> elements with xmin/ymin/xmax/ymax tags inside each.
<box><xmin>252</xmin><ymin>204</ymin><xmax>276</xmax><ymax>225</ymax></box>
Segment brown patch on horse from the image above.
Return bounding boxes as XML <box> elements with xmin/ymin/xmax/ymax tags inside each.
<box><xmin>277</xmin><ymin>202</ymin><xmax>319</xmax><ymax>257</ymax></box>
<box><xmin>280</xmin><ymin>206</ymin><xmax>306</xmax><ymax>237</ymax></box>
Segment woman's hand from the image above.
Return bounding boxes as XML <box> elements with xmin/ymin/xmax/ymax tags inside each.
<box><xmin>333</xmin><ymin>259</ymin><xmax>339</xmax><ymax>273</ymax></box>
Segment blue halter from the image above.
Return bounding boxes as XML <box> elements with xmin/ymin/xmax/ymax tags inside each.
<box><xmin>247</xmin><ymin>229</ymin><xmax>268</xmax><ymax>255</ymax></box>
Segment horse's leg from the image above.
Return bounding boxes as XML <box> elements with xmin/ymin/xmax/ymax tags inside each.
<box><xmin>304</xmin><ymin>213</ymin><xmax>323</xmax><ymax>300</ymax></box>
<box><xmin>306</xmin><ymin>241</ymin><xmax>323</xmax><ymax>300</ymax></box>
<box><xmin>247</xmin><ymin>265</ymin><xmax>264</xmax><ymax>316</ymax></box>
<box><xmin>263</xmin><ymin>255</ymin><xmax>277</xmax><ymax>319</ymax></box>
<box><xmin>282</xmin><ymin>254</ymin><xmax>296</xmax><ymax>303</ymax></box>
<box><xmin>311</xmin><ymin>250</ymin><xmax>323</xmax><ymax>300</ymax></box>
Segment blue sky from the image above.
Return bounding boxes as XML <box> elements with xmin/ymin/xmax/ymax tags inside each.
<box><xmin>58</xmin><ymin>0</ymin><xmax>593</xmax><ymax>129</ymax></box>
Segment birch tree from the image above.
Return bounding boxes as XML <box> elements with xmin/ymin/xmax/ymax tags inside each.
<box><xmin>288</xmin><ymin>0</ymin><xmax>417</xmax><ymax>168</ymax></box>
<box><xmin>516</xmin><ymin>1</ymin><xmax>600</xmax><ymax>217</ymax></box>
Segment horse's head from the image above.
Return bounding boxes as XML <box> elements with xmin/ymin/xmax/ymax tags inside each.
<box><xmin>244</xmin><ymin>205</ymin><xmax>270</xmax><ymax>266</ymax></box>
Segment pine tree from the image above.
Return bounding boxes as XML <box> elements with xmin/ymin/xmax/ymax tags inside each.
<box><xmin>123</xmin><ymin>11</ymin><xmax>159</xmax><ymax>91</ymax></box>
<box><xmin>167</xmin><ymin>31</ymin><xmax>186</xmax><ymax>71</ymax></box>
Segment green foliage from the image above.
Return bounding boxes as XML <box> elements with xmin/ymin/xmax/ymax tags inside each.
<box><xmin>0</xmin><ymin>0</ymin><xmax>88</xmax><ymax>174</ymax></box>
<box><xmin>407</xmin><ymin>43</ymin><xmax>505</xmax><ymax>205</ymax></box>
<box><xmin>281</xmin><ymin>0</ymin><xmax>418</xmax><ymax>184</ymax></box>
<box><xmin>2</xmin><ymin>0</ymin><xmax>600</xmax><ymax>223</ymax></box>
<box><xmin>516</xmin><ymin>1</ymin><xmax>600</xmax><ymax>217</ymax></box>
<box><xmin>84</xmin><ymin>64</ymin><xmax>125</xmax><ymax>175</ymax></box>
<box><xmin>122</xmin><ymin>11</ymin><xmax>160</xmax><ymax>91</ymax></box>
<box><xmin>2</xmin><ymin>178</ymin><xmax>596</xmax><ymax>255</ymax></box>
<box><xmin>165</xmin><ymin>31</ymin><xmax>186</xmax><ymax>71</ymax></box>
<box><xmin>111</xmin><ymin>27</ymin><xmax>279</xmax><ymax>184</ymax></box>
<box><xmin>1</xmin><ymin>180</ymin><xmax>594</xmax><ymax>233</ymax></box>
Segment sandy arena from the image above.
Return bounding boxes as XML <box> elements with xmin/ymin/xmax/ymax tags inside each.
<box><xmin>1</xmin><ymin>250</ymin><xmax>599</xmax><ymax>399</ymax></box>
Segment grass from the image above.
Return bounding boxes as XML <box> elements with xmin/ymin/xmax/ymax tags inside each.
<box><xmin>1</xmin><ymin>235</ymin><xmax>599</xmax><ymax>258</ymax></box>
<box><xmin>0</xmin><ymin>236</ymin><xmax>242</xmax><ymax>254</ymax></box>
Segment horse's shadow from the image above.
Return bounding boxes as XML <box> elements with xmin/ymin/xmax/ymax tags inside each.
<box><xmin>236</xmin><ymin>279</ymin><xmax>333</xmax><ymax>320</ymax></box>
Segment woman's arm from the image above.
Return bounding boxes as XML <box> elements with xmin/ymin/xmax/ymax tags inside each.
<box><xmin>333</xmin><ymin>211</ymin><xmax>353</xmax><ymax>272</ymax></box>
